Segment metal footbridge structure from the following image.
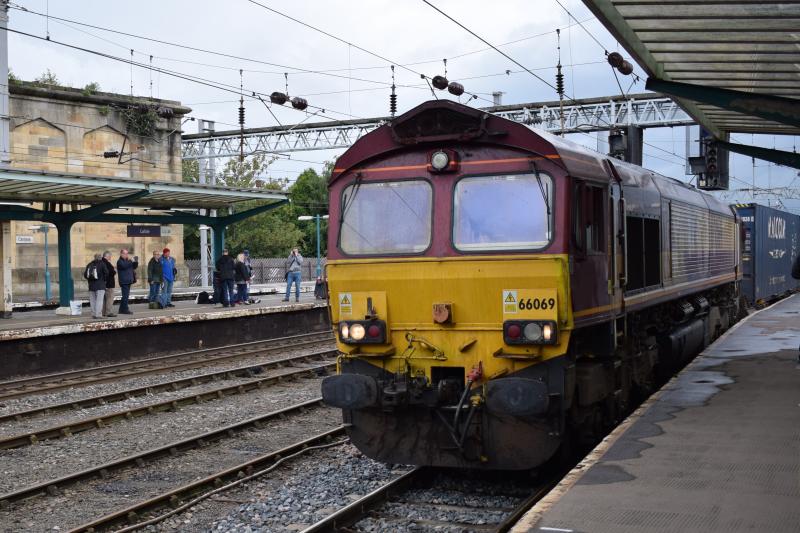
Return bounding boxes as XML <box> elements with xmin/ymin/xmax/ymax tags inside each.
<box><xmin>181</xmin><ymin>93</ymin><xmax>694</xmax><ymax>160</ymax></box>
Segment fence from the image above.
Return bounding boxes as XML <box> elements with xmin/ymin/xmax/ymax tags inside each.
<box><xmin>185</xmin><ymin>257</ymin><xmax>327</xmax><ymax>287</ymax></box>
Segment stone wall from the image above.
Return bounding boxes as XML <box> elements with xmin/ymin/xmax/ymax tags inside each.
<box><xmin>6</xmin><ymin>83</ymin><xmax>191</xmax><ymax>299</ymax></box>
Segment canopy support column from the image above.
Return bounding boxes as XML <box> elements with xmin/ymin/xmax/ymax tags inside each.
<box><xmin>54</xmin><ymin>219</ymin><xmax>74</xmax><ymax>312</ymax></box>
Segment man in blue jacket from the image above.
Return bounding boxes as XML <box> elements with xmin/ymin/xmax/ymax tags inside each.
<box><xmin>159</xmin><ymin>247</ymin><xmax>177</xmax><ymax>308</ymax></box>
<box><xmin>116</xmin><ymin>249</ymin><xmax>139</xmax><ymax>314</ymax></box>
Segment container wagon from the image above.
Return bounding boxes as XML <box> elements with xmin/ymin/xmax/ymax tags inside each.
<box><xmin>734</xmin><ymin>203</ymin><xmax>800</xmax><ymax>306</ymax></box>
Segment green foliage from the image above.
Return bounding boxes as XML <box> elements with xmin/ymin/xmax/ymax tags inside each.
<box><xmin>98</xmin><ymin>105</ymin><xmax>110</xmax><ymax>116</ymax></box>
<box><xmin>82</xmin><ymin>82</ymin><xmax>101</xmax><ymax>96</ymax></box>
<box><xmin>182</xmin><ymin>159</ymin><xmax>199</xmax><ymax>183</ymax></box>
<box><xmin>34</xmin><ymin>69</ymin><xmax>59</xmax><ymax>86</ymax></box>
<box><xmin>123</xmin><ymin>105</ymin><xmax>159</xmax><ymax>137</ymax></box>
<box><xmin>7</xmin><ymin>69</ymin><xmax>19</xmax><ymax>84</ymax></box>
<box><xmin>183</xmin><ymin>154</ymin><xmax>331</xmax><ymax>259</ymax></box>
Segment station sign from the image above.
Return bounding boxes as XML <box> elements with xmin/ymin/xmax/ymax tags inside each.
<box><xmin>15</xmin><ymin>235</ymin><xmax>34</xmax><ymax>244</ymax></box>
<box><xmin>127</xmin><ymin>225</ymin><xmax>161</xmax><ymax>237</ymax></box>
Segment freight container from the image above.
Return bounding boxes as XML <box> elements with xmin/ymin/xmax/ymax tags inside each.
<box><xmin>734</xmin><ymin>203</ymin><xmax>800</xmax><ymax>306</ymax></box>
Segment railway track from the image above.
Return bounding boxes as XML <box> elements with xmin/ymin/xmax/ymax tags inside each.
<box><xmin>0</xmin><ymin>397</ymin><xmax>329</xmax><ymax>507</ymax></box>
<box><xmin>0</xmin><ymin>331</ymin><xmax>334</xmax><ymax>401</ymax></box>
<box><xmin>302</xmin><ymin>467</ymin><xmax>555</xmax><ymax>533</ymax></box>
<box><xmin>66</xmin><ymin>427</ymin><xmax>349</xmax><ymax>533</ymax></box>
<box><xmin>0</xmin><ymin>357</ymin><xmax>334</xmax><ymax>449</ymax></box>
<box><xmin>0</xmin><ymin>348</ymin><xmax>336</xmax><ymax>425</ymax></box>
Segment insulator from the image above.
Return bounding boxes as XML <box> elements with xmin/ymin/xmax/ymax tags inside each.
<box><xmin>447</xmin><ymin>82</ymin><xmax>464</xmax><ymax>96</ymax></box>
<box><xmin>238</xmin><ymin>106</ymin><xmax>245</xmax><ymax>126</ymax></box>
<box><xmin>291</xmin><ymin>97</ymin><xmax>308</xmax><ymax>111</ymax></box>
<box><xmin>607</xmin><ymin>51</ymin><xmax>624</xmax><ymax>69</ymax></box>
<box><xmin>270</xmin><ymin>91</ymin><xmax>288</xmax><ymax>105</ymax></box>
<box><xmin>389</xmin><ymin>91</ymin><xmax>397</xmax><ymax>116</ymax></box>
<box><xmin>555</xmin><ymin>66</ymin><xmax>564</xmax><ymax>98</ymax></box>
<box><xmin>617</xmin><ymin>60</ymin><xmax>634</xmax><ymax>76</ymax></box>
<box><xmin>431</xmin><ymin>75</ymin><xmax>449</xmax><ymax>90</ymax></box>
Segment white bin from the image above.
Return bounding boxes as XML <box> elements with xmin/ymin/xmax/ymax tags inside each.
<box><xmin>69</xmin><ymin>300</ymin><xmax>83</xmax><ymax>316</ymax></box>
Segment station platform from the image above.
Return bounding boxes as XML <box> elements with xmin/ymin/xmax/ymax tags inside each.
<box><xmin>513</xmin><ymin>294</ymin><xmax>800</xmax><ymax>533</ymax></box>
<box><xmin>0</xmin><ymin>292</ymin><xmax>330</xmax><ymax>379</ymax></box>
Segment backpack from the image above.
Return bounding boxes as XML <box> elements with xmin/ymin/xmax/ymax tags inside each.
<box><xmin>196</xmin><ymin>291</ymin><xmax>211</xmax><ymax>304</ymax></box>
<box><xmin>84</xmin><ymin>262</ymin><xmax>99</xmax><ymax>281</ymax></box>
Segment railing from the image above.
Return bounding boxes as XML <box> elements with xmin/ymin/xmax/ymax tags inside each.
<box><xmin>185</xmin><ymin>257</ymin><xmax>327</xmax><ymax>286</ymax></box>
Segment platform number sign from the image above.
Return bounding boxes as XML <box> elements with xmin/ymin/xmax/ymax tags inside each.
<box><xmin>339</xmin><ymin>293</ymin><xmax>352</xmax><ymax>316</ymax></box>
<box><xmin>503</xmin><ymin>290</ymin><xmax>518</xmax><ymax>314</ymax></box>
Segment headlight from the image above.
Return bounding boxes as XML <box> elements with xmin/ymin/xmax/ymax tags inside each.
<box><xmin>350</xmin><ymin>323</ymin><xmax>366</xmax><ymax>340</ymax></box>
<box><xmin>338</xmin><ymin>320</ymin><xmax>387</xmax><ymax>345</ymax></box>
<box><xmin>430</xmin><ymin>150</ymin><xmax>450</xmax><ymax>171</ymax></box>
<box><xmin>504</xmin><ymin>320</ymin><xmax>557</xmax><ymax>345</ymax></box>
<box><xmin>523</xmin><ymin>322</ymin><xmax>543</xmax><ymax>342</ymax></box>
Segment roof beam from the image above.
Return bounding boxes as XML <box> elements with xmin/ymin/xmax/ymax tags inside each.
<box><xmin>645</xmin><ymin>78</ymin><xmax>800</xmax><ymax>129</ymax></box>
<box><xmin>718</xmin><ymin>140</ymin><xmax>800</xmax><ymax>170</ymax></box>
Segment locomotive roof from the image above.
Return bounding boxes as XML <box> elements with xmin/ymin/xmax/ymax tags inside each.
<box><xmin>331</xmin><ymin>99</ymin><xmax>732</xmax><ymax>218</ymax></box>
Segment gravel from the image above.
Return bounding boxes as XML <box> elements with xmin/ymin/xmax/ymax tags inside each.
<box><xmin>174</xmin><ymin>444</ymin><xmax>410</xmax><ymax>533</ymax></box>
<box><xmin>0</xmin><ymin>341</ymin><xmax>334</xmax><ymax>417</ymax></box>
<box><xmin>0</xmin><ymin>375</ymin><xmax>326</xmax><ymax>493</ymax></box>
<box><xmin>0</xmin><ymin>360</ymin><xmax>331</xmax><ymax>440</ymax></box>
<box><xmin>0</xmin><ymin>407</ymin><xmax>343</xmax><ymax>531</ymax></box>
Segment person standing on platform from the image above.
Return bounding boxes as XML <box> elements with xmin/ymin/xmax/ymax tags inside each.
<box><xmin>147</xmin><ymin>250</ymin><xmax>162</xmax><ymax>308</ymax></box>
<box><xmin>235</xmin><ymin>252</ymin><xmax>251</xmax><ymax>305</ymax></box>
<box><xmin>116</xmin><ymin>249</ymin><xmax>139</xmax><ymax>315</ymax></box>
<box><xmin>283</xmin><ymin>247</ymin><xmax>303</xmax><ymax>303</ymax></box>
<box><xmin>216</xmin><ymin>248</ymin><xmax>236</xmax><ymax>307</ymax></box>
<box><xmin>159</xmin><ymin>248</ymin><xmax>177</xmax><ymax>308</ymax></box>
<box><xmin>84</xmin><ymin>253</ymin><xmax>108</xmax><ymax>319</ymax></box>
<box><xmin>101</xmin><ymin>250</ymin><xmax>117</xmax><ymax>317</ymax></box>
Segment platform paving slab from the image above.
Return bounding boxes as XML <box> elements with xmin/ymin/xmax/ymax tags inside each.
<box><xmin>512</xmin><ymin>294</ymin><xmax>800</xmax><ymax>533</ymax></box>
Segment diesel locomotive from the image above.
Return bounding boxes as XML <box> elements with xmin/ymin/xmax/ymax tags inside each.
<box><xmin>321</xmin><ymin>100</ymin><xmax>742</xmax><ymax>470</ymax></box>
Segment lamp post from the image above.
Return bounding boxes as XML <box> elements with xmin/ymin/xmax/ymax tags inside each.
<box><xmin>298</xmin><ymin>214</ymin><xmax>329</xmax><ymax>278</ymax></box>
<box><xmin>29</xmin><ymin>224</ymin><xmax>53</xmax><ymax>301</ymax></box>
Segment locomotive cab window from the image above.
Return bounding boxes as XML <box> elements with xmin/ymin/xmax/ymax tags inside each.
<box><xmin>339</xmin><ymin>180</ymin><xmax>433</xmax><ymax>255</ymax></box>
<box><xmin>453</xmin><ymin>173</ymin><xmax>552</xmax><ymax>251</ymax></box>
<box><xmin>573</xmin><ymin>182</ymin><xmax>606</xmax><ymax>254</ymax></box>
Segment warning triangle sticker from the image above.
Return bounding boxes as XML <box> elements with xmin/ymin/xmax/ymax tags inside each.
<box><xmin>505</xmin><ymin>293</ymin><xmax>516</xmax><ymax>303</ymax></box>
<box><xmin>340</xmin><ymin>295</ymin><xmax>350</xmax><ymax>305</ymax></box>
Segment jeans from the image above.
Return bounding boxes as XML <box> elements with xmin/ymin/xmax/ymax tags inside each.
<box><xmin>119</xmin><ymin>284</ymin><xmax>131</xmax><ymax>313</ymax></box>
<box><xmin>160</xmin><ymin>279</ymin><xmax>174</xmax><ymax>307</ymax></box>
<box><xmin>221</xmin><ymin>279</ymin><xmax>235</xmax><ymax>306</ymax></box>
<box><xmin>89</xmin><ymin>290</ymin><xmax>105</xmax><ymax>318</ymax></box>
<box><xmin>236</xmin><ymin>283</ymin><xmax>248</xmax><ymax>303</ymax></box>
<box><xmin>148</xmin><ymin>282</ymin><xmax>160</xmax><ymax>303</ymax></box>
<box><xmin>285</xmin><ymin>271</ymin><xmax>301</xmax><ymax>300</ymax></box>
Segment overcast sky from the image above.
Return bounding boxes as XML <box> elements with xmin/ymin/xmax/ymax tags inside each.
<box><xmin>6</xmin><ymin>0</ymin><xmax>799</xmax><ymax>211</ymax></box>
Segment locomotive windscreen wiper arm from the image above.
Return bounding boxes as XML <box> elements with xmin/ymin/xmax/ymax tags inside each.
<box><xmin>532</xmin><ymin>161</ymin><xmax>551</xmax><ymax>216</ymax></box>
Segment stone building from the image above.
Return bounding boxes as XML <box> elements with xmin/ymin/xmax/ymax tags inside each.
<box><xmin>6</xmin><ymin>81</ymin><xmax>191</xmax><ymax>300</ymax></box>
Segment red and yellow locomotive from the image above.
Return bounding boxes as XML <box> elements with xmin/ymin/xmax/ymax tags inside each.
<box><xmin>321</xmin><ymin>100</ymin><xmax>741</xmax><ymax>470</ymax></box>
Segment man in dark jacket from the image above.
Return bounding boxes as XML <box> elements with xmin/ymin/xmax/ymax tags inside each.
<box><xmin>234</xmin><ymin>252</ymin><xmax>251</xmax><ymax>305</ymax></box>
<box><xmin>84</xmin><ymin>253</ymin><xmax>108</xmax><ymax>319</ymax></box>
<box><xmin>101</xmin><ymin>250</ymin><xmax>117</xmax><ymax>317</ymax></box>
<box><xmin>117</xmin><ymin>249</ymin><xmax>139</xmax><ymax>315</ymax></box>
<box><xmin>215</xmin><ymin>248</ymin><xmax>236</xmax><ymax>307</ymax></box>
<box><xmin>147</xmin><ymin>250</ymin><xmax>162</xmax><ymax>307</ymax></box>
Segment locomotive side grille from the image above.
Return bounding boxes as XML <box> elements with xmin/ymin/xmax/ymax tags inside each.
<box><xmin>670</xmin><ymin>202</ymin><xmax>736</xmax><ymax>280</ymax></box>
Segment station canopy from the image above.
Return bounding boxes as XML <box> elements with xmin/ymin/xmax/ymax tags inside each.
<box><xmin>0</xmin><ymin>168</ymin><xmax>285</xmax><ymax>210</ymax></box>
<box><xmin>581</xmin><ymin>1</ymin><xmax>800</xmax><ymax>138</ymax></box>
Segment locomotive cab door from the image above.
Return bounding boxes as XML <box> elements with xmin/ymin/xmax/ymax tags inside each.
<box><xmin>605</xmin><ymin>160</ymin><xmax>625</xmax><ymax>316</ymax></box>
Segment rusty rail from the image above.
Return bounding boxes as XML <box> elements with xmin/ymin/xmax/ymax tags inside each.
<box><xmin>66</xmin><ymin>426</ymin><xmax>348</xmax><ymax>533</ymax></box>
<box><xmin>0</xmin><ymin>397</ymin><xmax>327</xmax><ymax>507</ymax></box>
<box><xmin>0</xmin><ymin>331</ymin><xmax>333</xmax><ymax>400</ymax></box>
<box><xmin>0</xmin><ymin>360</ymin><xmax>335</xmax><ymax>450</ymax></box>
<box><xmin>0</xmin><ymin>348</ymin><xmax>335</xmax><ymax>424</ymax></box>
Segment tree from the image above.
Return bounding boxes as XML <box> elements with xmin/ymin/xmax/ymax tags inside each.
<box><xmin>289</xmin><ymin>163</ymin><xmax>331</xmax><ymax>257</ymax></box>
<box><xmin>182</xmin><ymin>154</ymin><xmax>301</xmax><ymax>258</ymax></box>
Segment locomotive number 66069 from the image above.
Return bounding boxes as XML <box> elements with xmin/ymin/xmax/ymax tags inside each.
<box><xmin>518</xmin><ymin>298</ymin><xmax>556</xmax><ymax>310</ymax></box>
